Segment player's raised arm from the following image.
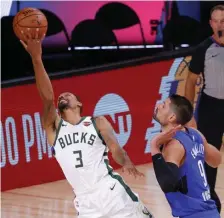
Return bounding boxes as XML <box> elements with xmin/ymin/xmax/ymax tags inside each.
<box><xmin>95</xmin><ymin>116</ymin><xmax>144</xmax><ymax>178</ymax></box>
<box><xmin>20</xmin><ymin>29</ymin><xmax>60</xmax><ymax>143</ymax></box>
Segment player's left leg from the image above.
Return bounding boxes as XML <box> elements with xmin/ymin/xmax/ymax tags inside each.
<box><xmin>99</xmin><ymin>176</ymin><xmax>154</xmax><ymax>218</ymax></box>
<box><xmin>108</xmin><ymin>200</ymin><xmax>154</xmax><ymax>218</ymax></box>
<box><xmin>73</xmin><ymin>193</ymin><xmax>104</xmax><ymax>218</ymax></box>
<box><xmin>129</xmin><ymin>201</ymin><xmax>154</xmax><ymax>218</ymax></box>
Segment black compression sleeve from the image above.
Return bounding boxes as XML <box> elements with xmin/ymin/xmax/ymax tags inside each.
<box><xmin>189</xmin><ymin>48</ymin><xmax>204</xmax><ymax>75</ymax></box>
<box><xmin>152</xmin><ymin>153</ymin><xmax>180</xmax><ymax>193</ymax></box>
<box><xmin>189</xmin><ymin>38</ymin><xmax>213</xmax><ymax>75</ymax></box>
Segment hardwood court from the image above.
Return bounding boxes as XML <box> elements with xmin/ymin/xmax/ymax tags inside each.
<box><xmin>2</xmin><ymin>148</ymin><xmax>224</xmax><ymax>218</ymax></box>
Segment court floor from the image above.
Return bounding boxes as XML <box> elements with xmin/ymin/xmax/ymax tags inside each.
<box><xmin>2</xmin><ymin>148</ymin><xmax>224</xmax><ymax>218</ymax></box>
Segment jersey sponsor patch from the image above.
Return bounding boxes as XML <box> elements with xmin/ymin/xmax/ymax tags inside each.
<box><xmin>83</xmin><ymin>121</ymin><xmax>92</xmax><ymax>127</ymax></box>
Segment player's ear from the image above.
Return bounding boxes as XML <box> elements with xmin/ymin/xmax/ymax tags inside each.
<box><xmin>77</xmin><ymin>101</ymin><xmax>82</xmax><ymax>107</ymax></box>
<box><xmin>168</xmin><ymin>113</ymin><xmax>176</xmax><ymax>123</ymax></box>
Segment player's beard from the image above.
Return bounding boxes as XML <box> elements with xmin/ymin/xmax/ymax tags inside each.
<box><xmin>153</xmin><ymin>108</ymin><xmax>161</xmax><ymax>124</ymax></box>
<box><xmin>58</xmin><ymin>101</ymin><xmax>69</xmax><ymax>113</ymax></box>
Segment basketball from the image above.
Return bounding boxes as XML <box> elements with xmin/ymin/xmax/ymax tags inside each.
<box><xmin>13</xmin><ymin>8</ymin><xmax>48</xmax><ymax>41</ymax></box>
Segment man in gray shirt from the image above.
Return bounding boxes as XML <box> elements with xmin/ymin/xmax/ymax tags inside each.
<box><xmin>185</xmin><ymin>5</ymin><xmax>224</xmax><ymax>213</ymax></box>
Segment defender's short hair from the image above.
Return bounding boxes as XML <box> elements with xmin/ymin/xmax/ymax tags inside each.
<box><xmin>169</xmin><ymin>94</ymin><xmax>193</xmax><ymax>125</ymax></box>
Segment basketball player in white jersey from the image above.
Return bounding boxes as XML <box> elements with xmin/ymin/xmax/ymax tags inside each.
<box><xmin>20</xmin><ymin>29</ymin><xmax>154</xmax><ymax>218</ymax></box>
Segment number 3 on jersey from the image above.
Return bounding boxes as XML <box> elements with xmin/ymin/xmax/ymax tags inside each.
<box><xmin>198</xmin><ymin>160</ymin><xmax>207</xmax><ymax>187</ymax></box>
<box><xmin>73</xmin><ymin>150</ymin><xmax>83</xmax><ymax>168</ymax></box>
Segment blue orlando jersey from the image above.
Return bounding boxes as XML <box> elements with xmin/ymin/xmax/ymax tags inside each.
<box><xmin>165</xmin><ymin>128</ymin><xmax>217</xmax><ymax>217</ymax></box>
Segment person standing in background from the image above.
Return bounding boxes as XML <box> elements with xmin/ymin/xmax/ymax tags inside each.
<box><xmin>185</xmin><ymin>5</ymin><xmax>224</xmax><ymax>213</ymax></box>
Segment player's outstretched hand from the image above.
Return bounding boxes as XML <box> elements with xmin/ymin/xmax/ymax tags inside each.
<box><xmin>151</xmin><ymin>125</ymin><xmax>182</xmax><ymax>147</ymax></box>
<box><xmin>20</xmin><ymin>28</ymin><xmax>45</xmax><ymax>59</ymax></box>
<box><xmin>122</xmin><ymin>162</ymin><xmax>145</xmax><ymax>179</ymax></box>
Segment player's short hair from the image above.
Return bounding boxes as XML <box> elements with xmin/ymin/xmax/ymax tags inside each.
<box><xmin>169</xmin><ymin>94</ymin><xmax>193</xmax><ymax>125</ymax></box>
<box><xmin>210</xmin><ymin>5</ymin><xmax>224</xmax><ymax>18</ymax></box>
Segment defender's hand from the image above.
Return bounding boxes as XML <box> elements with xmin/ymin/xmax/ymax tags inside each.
<box><xmin>151</xmin><ymin>125</ymin><xmax>182</xmax><ymax>147</ymax></box>
<box><xmin>20</xmin><ymin>28</ymin><xmax>45</xmax><ymax>59</ymax></box>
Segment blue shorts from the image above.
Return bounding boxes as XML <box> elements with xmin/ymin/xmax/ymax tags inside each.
<box><xmin>180</xmin><ymin>209</ymin><xmax>220</xmax><ymax>218</ymax></box>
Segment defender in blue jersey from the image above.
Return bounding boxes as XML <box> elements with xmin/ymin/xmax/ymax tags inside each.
<box><xmin>150</xmin><ymin>94</ymin><xmax>222</xmax><ymax>218</ymax></box>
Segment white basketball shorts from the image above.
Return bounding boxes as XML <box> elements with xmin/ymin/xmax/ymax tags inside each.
<box><xmin>73</xmin><ymin>175</ymin><xmax>154</xmax><ymax>218</ymax></box>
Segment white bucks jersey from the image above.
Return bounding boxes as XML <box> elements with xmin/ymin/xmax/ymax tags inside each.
<box><xmin>53</xmin><ymin>116</ymin><xmax>110</xmax><ymax>194</ymax></box>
